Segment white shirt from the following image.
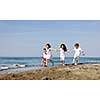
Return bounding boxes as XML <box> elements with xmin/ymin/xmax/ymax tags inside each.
<box><xmin>46</xmin><ymin>48</ymin><xmax>52</xmax><ymax>59</ymax></box>
<box><xmin>43</xmin><ymin>52</ymin><xmax>47</xmax><ymax>58</ymax></box>
<box><xmin>73</xmin><ymin>47</ymin><xmax>83</xmax><ymax>58</ymax></box>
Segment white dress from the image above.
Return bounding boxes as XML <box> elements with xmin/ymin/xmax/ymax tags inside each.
<box><xmin>73</xmin><ymin>47</ymin><xmax>83</xmax><ymax>58</ymax></box>
<box><xmin>60</xmin><ymin>48</ymin><xmax>65</xmax><ymax>61</ymax></box>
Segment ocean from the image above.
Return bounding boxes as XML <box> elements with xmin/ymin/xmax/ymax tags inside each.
<box><xmin>0</xmin><ymin>57</ymin><xmax>100</xmax><ymax>74</ymax></box>
<box><xmin>0</xmin><ymin>57</ymin><xmax>100</xmax><ymax>66</ymax></box>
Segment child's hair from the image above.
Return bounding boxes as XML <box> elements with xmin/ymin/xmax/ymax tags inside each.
<box><xmin>60</xmin><ymin>44</ymin><xmax>67</xmax><ymax>52</ymax></box>
<box><xmin>46</xmin><ymin>43</ymin><xmax>51</xmax><ymax>48</ymax></box>
<box><xmin>74</xmin><ymin>43</ymin><xmax>79</xmax><ymax>47</ymax></box>
<box><xmin>43</xmin><ymin>48</ymin><xmax>46</xmax><ymax>51</ymax></box>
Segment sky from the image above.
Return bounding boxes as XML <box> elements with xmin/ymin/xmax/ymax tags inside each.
<box><xmin>0</xmin><ymin>20</ymin><xmax>100</xmax><ymax>57</ymax></box>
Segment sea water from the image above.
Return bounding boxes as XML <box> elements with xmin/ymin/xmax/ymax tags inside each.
<box><xmin>0</xmin><ymin>57</ymin><xmax>100</xmax><ymax>73</ymax></box>
<box><xmin>0</xmin><ymin>57</ymin><xmax>100</xmax><ymax>66</ymax></box>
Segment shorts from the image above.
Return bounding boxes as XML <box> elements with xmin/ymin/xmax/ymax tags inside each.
<box><xmin>74</xmin><ymin>54</ymin><xmax>80</xmax><ymax>59</ymax></box>
<box><xmin>42</xmin><ymin>58</ymin><xmax>47</xmax><ymax>62</ymax></box>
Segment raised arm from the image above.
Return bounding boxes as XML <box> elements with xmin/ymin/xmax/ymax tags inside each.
<box><xmin>79</xmin><ymin>48</ymin><xmax>85</xmax><ymax>56</ymax></box>
<box><xmin>81</xmin><ymin>49</ymin><xmax>85</xmax><ymax>56</ymax></box>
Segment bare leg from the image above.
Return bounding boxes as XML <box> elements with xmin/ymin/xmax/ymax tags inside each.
<box><xmin>73</xmin><ymin>58</ymin><xmax>75</xmax><ymax>64</ymax></box>
<box><xmin>62</xmin><ymin>60</ymin><xmax>65</xmax><ymax>66</ymax></box>
<box><xmin>41</xmin><ymin>59</ymin><xmax>48</xmax><ymax>67</ymax></box>
<box><xmin>73</xmin><ymin>57</ymin><xmax>78</xmax><ymax>65</ymax></box>
<box><xmin>75</xmin><ymin>58</ymin><xmax>78</xmax><ymax>65</ymax></box>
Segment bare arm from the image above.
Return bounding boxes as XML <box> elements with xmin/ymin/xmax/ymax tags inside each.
<box><xmin>51</xmin><ymin>48</ymin><xmax>60</xmax><ymax>52</ymax></box>
<box><xmin>80</xmin><ymin>48</ymin><xmax>85</xmax><ymax>56</ymax></box>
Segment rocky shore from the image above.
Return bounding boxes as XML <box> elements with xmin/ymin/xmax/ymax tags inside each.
<box><xmin>0</xmin><ymin>64</ymin><xmax>100</xmax><ymax>80</ymax></box>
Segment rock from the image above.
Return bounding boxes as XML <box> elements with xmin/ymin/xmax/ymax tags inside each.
<box><xmin>41</xmin><ymin>76</ymin><xmax>51</xmax><ymax>80</ymax></box>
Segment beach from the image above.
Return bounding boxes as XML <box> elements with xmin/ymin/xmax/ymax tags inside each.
<box><xmin>0</xmin><ymin>64</ymin><xmax>100</xmax><ymax>80</ymax></box>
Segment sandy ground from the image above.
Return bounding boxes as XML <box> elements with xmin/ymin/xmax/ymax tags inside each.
<box><xmin>0</xmin><ymin>64</ymin><xmax>100</xmax><ymax>80</ymax></box>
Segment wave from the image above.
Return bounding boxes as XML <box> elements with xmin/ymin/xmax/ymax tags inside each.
<box><xmin>0</xmin><ymin>57</ymin><xmax>100</xmax><ymax>66</ymax></box>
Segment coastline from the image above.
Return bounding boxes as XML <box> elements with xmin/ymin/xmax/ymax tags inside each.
<box><xmin>0</xmin><ymin>64</ymin><xmax>100</xmax><ymax>80</ymax></box>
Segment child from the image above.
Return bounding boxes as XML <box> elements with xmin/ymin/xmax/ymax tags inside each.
<box><xmin>60</xmin><ymin>44</ymin><xmax>68</xmax><ymax>66</ymax></box>
<box><xmin>41</xmin><ymin>48</ymin><xmax>48</xmax><ymax>67</ymax></box>
<box><xmin>72</xmin><ymin>43</ymin><xmax>85</xmax><ymax>65</ymax></box>
<box><xmin>45</xmin><ymin>43</ymin><xmax>54</xmax><ymax>66</ymax></box>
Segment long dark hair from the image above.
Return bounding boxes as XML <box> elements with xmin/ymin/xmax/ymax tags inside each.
<box><xmin>60</xmin><ymin>44</ymin><xmax>67</xmax><ymax>52</ymax></box>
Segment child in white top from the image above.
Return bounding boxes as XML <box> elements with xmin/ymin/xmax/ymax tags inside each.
<box><xmin>45</xmin><ymin>43</ymin><xmax>54</xmax><ymax>66</ymax></box>
<box><xmin>73</xmin><ymin>43</ymin><xmax>85</xmax><ymax>65</ymax></box>
<box><xmin>41</xmin><ymin>48</ymin><xmax>48</xmax><ymax>67</ymax></box>
<box><xmin>60</xmin><ymin>44</ymin><xmax>67</xmax><ymax>66</ymax></box>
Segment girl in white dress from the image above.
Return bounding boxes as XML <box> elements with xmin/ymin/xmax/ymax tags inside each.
<box><xmin>60</xmin><ymin>44</ymin><xmax>68</xmax><ymax>66</ymax></box>
<box><xmin>45</xmin><ymin>43</ymin><xmax>54</xmax><ymax>66</ymax></box>
<box><xmin>72</xmin><ymin>43</ymin><xmax>85</xmax><ymax>65</ymax></box>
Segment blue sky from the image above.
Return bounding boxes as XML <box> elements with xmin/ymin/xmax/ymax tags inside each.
<box><xmin>0</xmin><ymin>20</ymin><xmax>100</xmax><ymax>57</ymax></box>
